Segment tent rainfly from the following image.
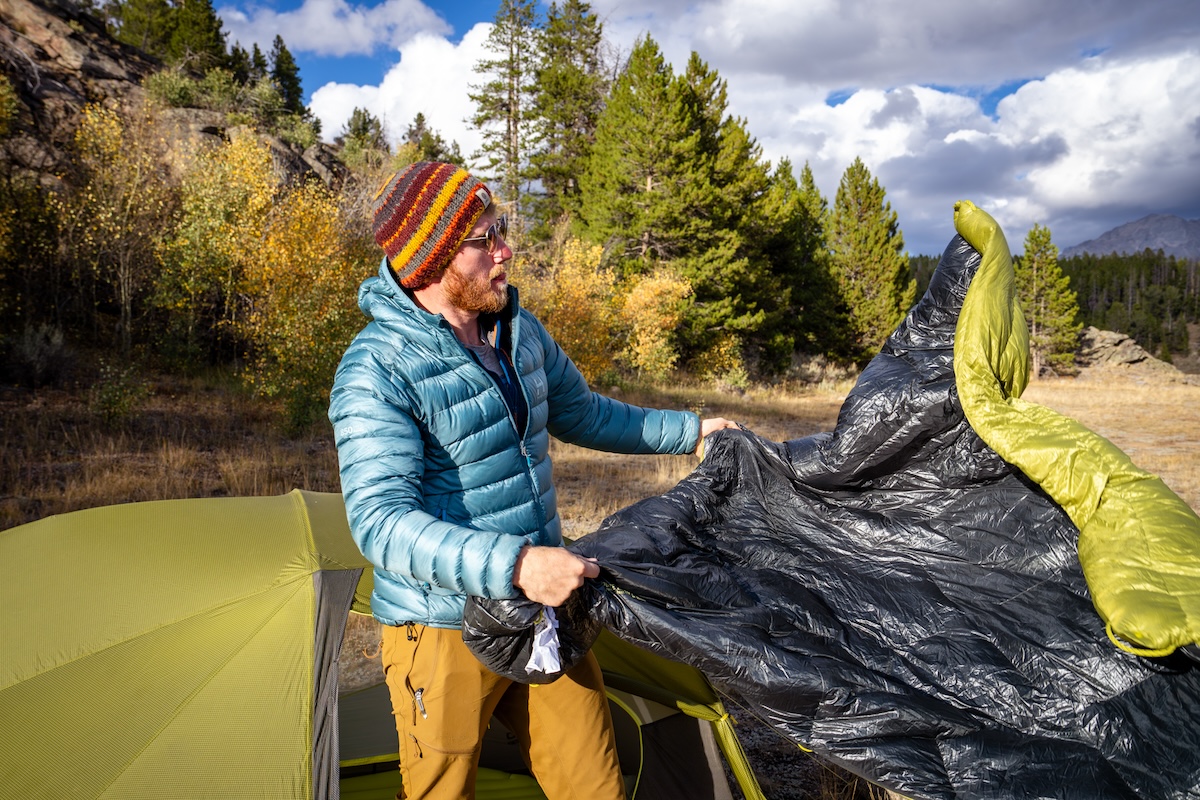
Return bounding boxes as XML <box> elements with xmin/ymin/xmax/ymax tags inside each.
<box><xmin>0</xmin><ymin>489</ymin><xmax>766</xmax><ymax>800</ymax></box>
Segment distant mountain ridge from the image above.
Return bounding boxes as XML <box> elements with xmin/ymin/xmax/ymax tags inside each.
<box><xmin>1063</xmin><ymin>214</ymin><xmax>1200</xmax><ymax>260</ymax></box>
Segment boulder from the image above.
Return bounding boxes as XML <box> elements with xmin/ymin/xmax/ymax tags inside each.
<box><xmin>1076</xmin><ymin>326</ymin><xmax>1198</xmax><ymax>384</ymax></box>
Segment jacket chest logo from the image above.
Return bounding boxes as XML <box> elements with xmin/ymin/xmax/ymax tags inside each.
<box><xmin>526</xmin><ymin>372</ymin><xmax>547</xmax><ymax>402</ymax></box>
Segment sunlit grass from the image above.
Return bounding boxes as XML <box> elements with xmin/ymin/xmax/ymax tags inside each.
<box><xmin>0</xmin><ymin>372</ymin><xmax>341</xmax><ymax>529</ymax></box>
<box><xmin>1024</xmin><ymin>372</ymin><xmax>1200</xmax><ymax>511</ymax></box>
<box><xmin>4</xmin><ymin>368</ymin><xmax>1193</xmax><ymax>531</ymax></box>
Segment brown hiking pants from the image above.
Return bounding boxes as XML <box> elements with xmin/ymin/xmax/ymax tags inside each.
<box><xmin>380</xmin><ymin>622</ymin><xmax>627</xmax><ymax>800</ymax></box>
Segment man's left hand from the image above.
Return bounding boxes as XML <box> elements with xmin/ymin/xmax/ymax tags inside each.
<box><xmin>697</xmin><ymin>417</ymin><xmax>738</xmax><ymax>456</ymax></box>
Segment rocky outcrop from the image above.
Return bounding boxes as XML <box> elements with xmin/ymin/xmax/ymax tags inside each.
<box><xmin>0</xmin><ymin>0</ymin><xmax>348</xmax><ymax>189</ymax></box>
<box><xmin>1077</xmin><ymin>326</ymin><xmax>1156</xmax><ymax>367</ymax></box>
<box><xmin>1076</xmin><ymin>326</ymin><xmax>1197</xmax><ymax>384</ymax></box>
<box><xmin>1</xmin><ymin>0</ymin><xmax>157</xmax><ymax>177</ymax></box>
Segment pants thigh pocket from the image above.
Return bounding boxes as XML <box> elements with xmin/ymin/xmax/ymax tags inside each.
<box><xmin>396</xmin><ymin>626</ymin><xmax>491</xmax><ymax>756</ymax></box>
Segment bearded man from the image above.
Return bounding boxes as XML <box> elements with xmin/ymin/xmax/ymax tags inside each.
<box><xmin>329</xmin><ymin>162</ymin><xmax>736</xmax><ymax>800</ymax></box>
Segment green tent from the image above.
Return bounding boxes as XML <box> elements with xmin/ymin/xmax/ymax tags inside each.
<box><xmin>0</xmin><ymin>490</ymin><xmax>765</xmax><ymax>799</ymax></box>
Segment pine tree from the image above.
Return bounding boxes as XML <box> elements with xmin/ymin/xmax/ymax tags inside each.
<box><xmin>250</xmin><ymin>43</ymin><xmax>269</xmax><ymax>82</ymax></box>
<box><xmin>339</xmin><ymin>108</ymin><xmax>387</xmax><ymax>150</ymax></box>
<box><xmin>402</xmin><ymin>113</ymin><xmax>464</xmax><ymax>165</ymax></box>
<box><xmin>752</xmin><ymin>160</ymin><xmax>841</xmax><ymax>359</ymax></box>
<box><xmin>270</xmin><ymin>35</ymin><xmax>305</xmax><ymax>116</ymax></box>
<box><xmin>671</xmin><ymin>53</ymin><xmax>781</xmax><ymax>360</ymax></box>
<box><xmin>165</xmin><ymin>0</ymin><xmax>227</xmax><ymax>70</ymax></box>
<box><xmin>470</xmin><ymin>0</ymin><xmax>539</xmax><ymax>221</ymax></box>
<box><xmin>227</xmin><ymin>43</ymin><xmax>251</xmax><ymax>84</ymax></box>
<box><xmin>111</xmin><ymin>0</ymin><xmax>175</xmax><ymax>58</ymax></box>
<box><xmin>1015</xmin><ymin>223</ymin><xmax>1082</xmax><ymax>375</ymax></box>
<box><xmin>528</xmin><ymin>0</ymin><xmax>607</xmax><ymax>234</ymax></box>
<box><xmin>577</xmin><ymin>35</ymin><xmax>690</xmax><ymax>268</ymax></box>
<box><xmin>828</xmin><ymin>157</ymin><xmax>915</xmax><ymax>359</ymax></box>
<box><xmin>792</xmin><ymin>161</ymin><xmax>854</xmax><ymax>357</ymax></box>
<box><xmin>336</xmin><ymin>107</ymin><xmax>391</xmax><ymax>172</ymax></box>
<box><xmin>580</xmin><ymin>39</ymin><xmax>783</xmax><ymax>367</ymax></box>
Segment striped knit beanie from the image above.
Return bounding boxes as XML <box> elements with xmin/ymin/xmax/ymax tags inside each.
<box><xmin>371</xmin><ymin>161</ymin><xmax>492</xmax><ymax>289</ymax></box>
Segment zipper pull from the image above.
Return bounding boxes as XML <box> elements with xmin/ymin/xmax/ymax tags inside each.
<box><xmin>414</xmin><ymin>688</ymin><xmax>428</xmax><ymax>719</ymax></box>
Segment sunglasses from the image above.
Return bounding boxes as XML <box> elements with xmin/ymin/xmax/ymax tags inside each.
<box><xmin>462</xmin><ymin>214</ymin><xmax>508</xmax><ymax>253</ymax></box>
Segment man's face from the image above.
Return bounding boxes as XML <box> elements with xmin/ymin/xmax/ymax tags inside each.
<box><xmin>443</xmin><ymin>208</ymin><xmax>512</xmax><ymax>314</ymax></box>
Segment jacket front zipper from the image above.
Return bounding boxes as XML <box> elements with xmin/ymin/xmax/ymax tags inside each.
<box><xmin>457</xmin><ymin>318</ymin><xmax>546</xmax><ymax>533</ymax></box>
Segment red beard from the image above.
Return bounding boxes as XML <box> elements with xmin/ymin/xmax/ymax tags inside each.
<box><xmin>443</xmin><ymin>261</ymin><xmax>508</xmax><ymax>314</ymax></box>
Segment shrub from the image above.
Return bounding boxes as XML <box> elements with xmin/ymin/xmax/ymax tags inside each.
<box><xmin>154</xmin><ymin>134</ymin><xmax>275</xmax><ymax>365</ymax></box>
<box><xmin>517</xmin><ymin>236</ymin><xmax>617</xmax><ymax>384</ymax></box>
<box><xmin>144</xmin><ymin>69</ymin><xmax>199</xmax><ymax>108</ymax></box>
<box><xmin>275</xmin><ymin>114</ymin><xmax>320</xmax><ymax>149</ymax></box>
<box><xmin>619</xmin><ymin>267</ymin><xmax>693</xmax><ymax>381</ymax></box>
<box><xmin>245</xmin><ymin>80</ymin><xmax>285</xmax><ymax>122</ymax></box>
<box><xmin>703</xmin><ymin>332</ymin><xmax>749</xmax><ymax>392</ymax></box>
<box><xmin>89</xmin><ymin>360</ymin><xmax>151</xmax><ymax>424</ymax></box>
<box><xmin>8</xmin><ymin>324</ymin><xmax>75</xmax><ymax>387</ymax></box>
<box><xmin>238</xmin><ymin>179</ymin><xmax>372</xmax><ymax>431</ymax></box>
<box><xmin>197</xmin><ymin>68</ymin><xmax>241</xmax><ymax>113</ymax></box>
<box><xmin>225</xmin><ymin>111</ymin><xmax>256</xmax><ymax>127</ymax></box>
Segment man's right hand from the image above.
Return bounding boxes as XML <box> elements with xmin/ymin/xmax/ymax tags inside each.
<box><xmin>512</xmin><ymin>545</ymin><xmax>600</xmax><ymax>606</ymax></box>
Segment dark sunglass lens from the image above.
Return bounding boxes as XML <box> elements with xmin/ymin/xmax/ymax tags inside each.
<box><xmin>485</xmin><ymin>216</ymin><xmax>508</xmax><ymax>252</ymax></box>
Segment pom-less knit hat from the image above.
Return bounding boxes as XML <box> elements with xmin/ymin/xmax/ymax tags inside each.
<box><xmin>371</xmin><ymin>161</ymin><xmax>492</xmax><ymax>289</ymax></box>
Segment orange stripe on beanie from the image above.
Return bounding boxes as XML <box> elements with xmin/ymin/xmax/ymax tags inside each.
<box><xmin>371</xmin><ymin>162</ymin><xmax>492</xmax><ymax>289</ymax></box>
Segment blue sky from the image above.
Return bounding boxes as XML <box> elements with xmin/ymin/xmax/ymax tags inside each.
<box><xmin>216</xmin><ymin>0</ymin><xmax>1200</xmax><ymax>255</ymax></box>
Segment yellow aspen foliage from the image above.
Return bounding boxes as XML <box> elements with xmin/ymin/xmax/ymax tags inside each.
<box><xmin>239</xmin><ymin>179</ymin><xmax>373</xmax><ymax>429</ymax></box>
<box><xmin>160</xmin><ymin>132</ymin><xmax>370</xmax><ymax>427</ymax></box>
<box><xmin>514</xmin><ymin>236</ymin><xmax>617</xmax><ymax>383</ymax></box>
<box><xmin>619</xmin><ymin>267</ymin><xmax>693</xmax><ymax>381</ymax></box>
<box><xmin>700</xmin><ymin>331</ymin><xmax>749</xmax><ymax>390</ymax></box>
<box><xmin>55</xmin><ymin>102</ymin><xmax>174</xmax><ymax>354</ymax></box>
<box><xmin>155</xmin><ymin>133</ymin><xmax>275</xmax><ymax>346</ymax></box>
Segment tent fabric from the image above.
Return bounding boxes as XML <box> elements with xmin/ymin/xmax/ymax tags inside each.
<box><xmin>2</xmin><ymin>488</ymin><xmax>763</xmax><ymax>800</ymax></box>
<box><xmin>465</xmin><ymin>203</ymin><xmax>1200</xmax><ymax>799</ymax></box>
<box><xmin>0</xmin><ymin>489</ymin><xmax>370</xmax><ymax>800</ymax></box>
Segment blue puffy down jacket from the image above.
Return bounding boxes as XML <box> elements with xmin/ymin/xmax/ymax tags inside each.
<box><xmin>329</xmin><ymin>259</ymin><xmax>701</xmax><ymax>628</ymax></box>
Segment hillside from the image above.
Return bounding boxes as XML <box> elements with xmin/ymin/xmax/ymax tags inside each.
<box><xmin>1063</xmin><ymin>213</ymin><xmax>1200</xmax><ymax>260</ymax></box>
<box><xmin>0</xmin><ymin>0</ymin><xmax>346</xmax><ymax>187</ymax></box>
<box><xmin>0</xmin><ymin>0</ymin><xmax>156</xmax><ymax>177</ymax></box>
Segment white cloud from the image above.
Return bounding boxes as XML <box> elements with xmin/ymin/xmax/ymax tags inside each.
<box><xmin>591</xmin><ymin>0</ymin><xmax>1200</xmax><ymax>252</ymax></box>
<box><xmin>998</xmin><ymin>53</ymin><xmax>1200</xmax><ymax>209</ymax></box>
<box><xmin>597</xmin><ymin>0</ymin><xmax>1195</xmax><ymax>88</ymax></box>
<box><xmin>306</xmin><ymin>0</ymin><xmax>1200</xmax><ymax>253</ymax></box>
<box><xmin>219</xmin><ymin>0</ymin><xmax>449</xmax><ymax>57</ymax></box>
<box><xmin>310</xmin><ymin>24</ymin><xmax>489</xmax><ymax>159</ymax></box>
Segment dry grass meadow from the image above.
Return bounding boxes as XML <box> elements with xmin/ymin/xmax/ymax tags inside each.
<box><xmin>2</xmin><ymin>362</ymin><xmax>1197</xmax><ymax>800</ymax></box>
<box><xmin>5</xmin><ymin>365</ymin><xmax>1194</xmax><ymax>531</ymax></box>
